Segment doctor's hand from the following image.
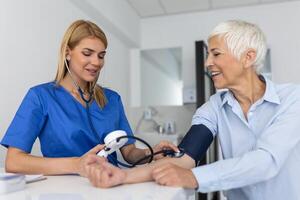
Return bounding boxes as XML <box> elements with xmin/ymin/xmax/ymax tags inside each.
<box><xmin>77</xmin><ymin>144</ymin><xmax>106</xmax><ymax>177</ymax></box>
<box><xmin>86</xmin><ymin>161</ymin><xmax>126</xmax><ymax>188</ymax></box>
<box><xmin>152</xmin><ymin>163</ymin><xmax>198</xmax><ymax>189</ymax></box>
<box><xmin>151</xmin><ymin>140</ymin><xmax>179</xmax><ymax>160</ymax></box>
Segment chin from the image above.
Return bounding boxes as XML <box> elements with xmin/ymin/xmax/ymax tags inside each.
<box><xmin>215</xmin><ymin>86</ymin><xmax>224</xmax><ymax>90</ymax></box>
<box><xmin>213</xmin><ymin>82</ymin><xmax>226</xmax><ymax>90</ymax></box>
<box><xmin>212</xmin><ymin>75</ymin><xmax>228</xmax><ymax>89</ymax></box>
<box><xmin>84</xmin><ymin>77</ymin><xmax>98</xmax><ymax>83</ymax></box>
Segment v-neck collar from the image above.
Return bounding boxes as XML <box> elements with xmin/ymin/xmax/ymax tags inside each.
<box><xmin>56</xmin><ymin>83</ymin><xmax>94</xmax><ymax>109</ymax></box>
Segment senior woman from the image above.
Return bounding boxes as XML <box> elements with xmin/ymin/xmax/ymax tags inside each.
<box><xmin>83</xmin><ymin>20</ymin><xmax>300</xmax><ymax>200</ymax></box>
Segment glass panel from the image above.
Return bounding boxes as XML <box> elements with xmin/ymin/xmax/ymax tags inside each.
<box><xmin>140</xmin><ymin>47</ymin><xmax>183</xmax><ymax>106</ymax></box>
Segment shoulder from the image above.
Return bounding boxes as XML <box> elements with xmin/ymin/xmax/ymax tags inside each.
<box><xmin>194</xmin><ymin>91</ymin><xmax>224</xmax><ymax>116</ymax></box>
<box><xmin>202</xmin><ymin>90</ymin><xmax>226</xmax><ymax>109</ymax></box>
<box><xmin>29</xmin><ymin>82</ymin><xmax>57</xmax><ymax>95</ymax></box>
<box><xmin>276</xmin><ymin>83</ymin><xmax>300</xmax><ymax>102</ymax></box>
<box><xmin>103</xmin><ymin>87</ymin><xmax>120</xmax><ymax>98</ymax></box>
<box><xmin>17</xmin><ymin>82</ymin><xmax>56</xmax><ymax>112</ymax></box>
<box><xmin>102</xmin><ymin>87</ymin><xmax>121</xmax><ymax>101</ymax></box>
<box><xmin>25</xmin><ymin>82</ymin><xmax>59</xmax><ymax>108</ymax></box>
<box><xmin>210</xmin><ymin>90</ymin><xmax>226</xmax><ymax>103</ymax></box>
<box><xmin>269</xmin><ymin>83</ymin><xmax>300</xmax><ymax>116</ymax></box>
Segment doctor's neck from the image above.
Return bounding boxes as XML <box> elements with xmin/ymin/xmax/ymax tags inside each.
<box><xmin>61</xmin><ymin>74</ymin><xmax>88</xmax><ymax>94</ymax></box>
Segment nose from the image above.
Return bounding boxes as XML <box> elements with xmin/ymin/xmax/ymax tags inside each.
<box><xmin>205</xmin><ymin>53</ymin><xmax>213</xmax><ymax>69</ymax></box>
<box><xmin>91</xmin><ymin>55</ymin><xmax>103</xmax><ymax>67</ymax></box>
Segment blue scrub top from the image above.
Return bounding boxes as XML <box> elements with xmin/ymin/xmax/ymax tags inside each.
<box><xmin>1</xmin><ymin>82</ymin><xmax>134</xmax><ymax>165</ymax></box>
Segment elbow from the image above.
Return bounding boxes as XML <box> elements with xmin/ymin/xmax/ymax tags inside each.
<box><xmin>265</xmin><ymin>161</ymin><xmax>281</xmax><ymax>181</ymax></box>
<box><xmin>5</xmin><ymin>157</ymin><xmax>18</xmax><ymax>173</ymax></box>
<box><xmin>258</xmin><ymin>151</ymin><xmax>282</xmax><ymax>181</ymax></box>
<box><xmin>5</xmin><ymin>150</ymin><xmax>23</xmax><ymax>173</ymax></box>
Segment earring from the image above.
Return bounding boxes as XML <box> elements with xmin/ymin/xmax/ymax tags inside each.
<box><xmin>66</xmin><ymin>55</ymin><xmax>71</xmax><ymax>61</ymax></box>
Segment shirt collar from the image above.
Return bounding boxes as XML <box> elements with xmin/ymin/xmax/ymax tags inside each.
<box><xmin>261</xmin><ymin>75</ymin><xmax>281</xmax><ymax>104</ymax></box>
<box><xmin>221</xmin><ymin>90</ymin><xmax>234</xmax><ymax>107</ymax></box>
<box><xmin>221</xmin><ymin>75</ymin><xmax>281</xmax><ymax>107</ymax></box>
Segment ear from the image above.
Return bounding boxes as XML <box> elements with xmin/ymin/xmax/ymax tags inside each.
<box><xmin>65</xmin><ymin>46</ymin><xmax>71</xmax><ymax>61</ymax></box>
<box><xmin>242</xmin><ymin>49</ymin><xmax>256</xmax><ymax>69</ymax></box>
<box><xmin>66</xmin><ymin>55</ymin><xmax>71</xmax><ymax>61</ymax></box>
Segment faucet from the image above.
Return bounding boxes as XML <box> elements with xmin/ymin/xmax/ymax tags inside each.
<box><xmin>134</xmin><ymin>107</ymin><xmax>165</xmax><ymax>134</ymax></box>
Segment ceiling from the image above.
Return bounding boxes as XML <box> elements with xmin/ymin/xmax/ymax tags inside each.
<box><xmin>126</xmin><ymin>0</ymin><xmax>298</xmax><ymax>18</ymax></box>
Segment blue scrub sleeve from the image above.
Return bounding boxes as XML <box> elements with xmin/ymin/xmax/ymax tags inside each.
<box><xmin>117</xmin><ymin>96</ymin><xmax>135</xmax><ymax>145</ymax></box>
<box><xmin>1</xmin><ymin>89</ymin><xmax>46</xmax><ymax>153</ymax></box>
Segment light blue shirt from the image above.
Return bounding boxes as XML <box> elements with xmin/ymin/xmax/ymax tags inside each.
<box><xmin>191</xmin><ymin>77</ymin><xmax>300</xmax><ymax>200</ymax></box>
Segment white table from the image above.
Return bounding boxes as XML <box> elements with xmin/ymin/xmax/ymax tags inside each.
<box><xmin>1</xmin><ymin>175</ymin><xmax>195</xmax><ymax>200</ymax></box>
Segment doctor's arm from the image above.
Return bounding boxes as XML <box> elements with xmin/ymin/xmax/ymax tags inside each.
<box><xmin>5</xmin><ymin>145</ymin><xmax>106</xmax><ymax>176</ymax></box>
<box><xmin>120</xmin><ymin>141</ymin><xmax>179</xmax><ymax>165</ymax></box>
<box><xmin>2</xmin><ymin>89</ymin><xmax>107</xmax><ymax>176</ymax></box>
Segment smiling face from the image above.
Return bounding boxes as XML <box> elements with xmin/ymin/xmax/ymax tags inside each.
<box><xmin>67</xmin><ymin>37</ymin><xmax>106</xmax><ymax>86</ymax></box>
<box><xmin>205</xmin><ymin>36</ymin><xmax>248</xmax><ymax>90</ymax></box>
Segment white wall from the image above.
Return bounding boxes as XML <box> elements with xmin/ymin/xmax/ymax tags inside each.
<box><xmin>0</xmin><ymin>0</ymin><xmax>139</xmax><ymax>166</ymax></box>
<box><xmin>81</xmin><ymin>0</ymin><xmax>140</xmax><ymax>47</ymax></box>
<box><xmin>140</xmin><ymin>1</ymin><xmax>300</xmax><ymax>90</ymax></box>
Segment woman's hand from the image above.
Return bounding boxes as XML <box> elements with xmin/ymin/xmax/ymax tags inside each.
<box><xmin>151</xmin><ymin>140</ymin><xmax>179</xmax><ymax>160</ymax></box>
<box><xmin>76</xmin><ymin>144</ymin><xmax>106</xmax><ymax>177</ymax></box>
<box><xmin>152</xmin><ymin>163</ymin><xmax>198</xmax><ymax>189</ymax></box>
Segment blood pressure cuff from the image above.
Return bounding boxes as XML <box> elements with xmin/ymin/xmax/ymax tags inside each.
<box><xmin>178</xmin><ymin>124</ymin><xmax>213</xmax><ymax>164</ymax></box>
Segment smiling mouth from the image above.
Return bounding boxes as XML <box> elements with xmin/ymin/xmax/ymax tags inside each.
<box><xmin>86</xmin><ymin>69</ymin><xmax>98</xmax><ymax>75</ymax></box>
<box><xmin>210</xmin><ymin>71</ymin><xmax>222</xmax><ymax>78</ymax></box>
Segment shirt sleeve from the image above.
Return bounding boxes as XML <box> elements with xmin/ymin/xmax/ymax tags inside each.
<box><xmin>192</xmin><ymin>96</ymin><xmax>218</xmax><ymax>137</ymax></box>
<box><xmin>117</xmin><ymin>95</ymin><xmax>135</xmax><ymax>145</ymax></box>
<box><xmin>1</xmin><ymin>88</ymin><xmax>46</xmax><ymax>153</ymax></box>
<box><xmin>192</xmin><ymin>91</ymin><xmax>300</xmax><ymax>193</ymax></box>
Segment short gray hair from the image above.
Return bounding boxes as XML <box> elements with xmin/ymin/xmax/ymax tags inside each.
<box><xmin>208</xmin><ymin>20</ymin><xmax>267</xmax><ymax>73</ymax></box>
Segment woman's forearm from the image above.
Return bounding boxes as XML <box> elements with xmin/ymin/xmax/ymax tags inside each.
<box><xmin>123</xmin><ymin>155</ymin><xmax>195</xmax><ymax>184</ymax></box>
<box><xmin>124</xmin><ymin>163</ymin><xmax>154</xmax><ymax>184</ymax></box>
<box><xmin>5</xmin><ymin>147</ymin><xmax>79</xmax><ymax>175</ymax></box>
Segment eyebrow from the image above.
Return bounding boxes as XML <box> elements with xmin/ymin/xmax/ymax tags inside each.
<box><xmin>210</xmin><ymin>48</ymin><xmax>220</xmax><ymax>52</ymax></box>
<box><xmin>83</xmin><ymin>48</ymin><xmax>106</xmax><ymax>54</ymax></box>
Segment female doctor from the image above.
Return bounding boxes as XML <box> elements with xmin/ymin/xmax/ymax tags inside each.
<box><xmin>1</xmin><ymin>20</ymin><xmax>177</xmax><ymax>176</ymax></box>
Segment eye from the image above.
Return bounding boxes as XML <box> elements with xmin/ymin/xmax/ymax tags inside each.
<box><xmin>213</xmin><ymin>52</ymin><xmax>221</xmax><ymax>57</ymax></box>
<box><xmin>98</xmin><ymin>53</ymin><xmax>106</xmax><ymax>59</ymax></box>
<box><xmin>82</xmin><ymin>50</ymin><xmax>92</xmax><ymax>56</ymax></box>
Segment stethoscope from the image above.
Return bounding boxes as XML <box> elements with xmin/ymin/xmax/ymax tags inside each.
<box><xmin>64</xmin><ymin>59</ymin><xmax>99</xmax><ymax>141</ymax></box>
<box><xmin>64</xmin><ymin>59</ymin><xmax>184</xmax><ymax>168</ymax></box>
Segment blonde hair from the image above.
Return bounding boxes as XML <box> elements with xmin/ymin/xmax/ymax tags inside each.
<box><xmin>208</xmin><ymin>20</ymin><xmax>267</xmax><ymax>73</ymax></box>
<box><xmin>55</xmin><ymin>20</ymin><xmax>107</xmax><ymax>108</ymax></box>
